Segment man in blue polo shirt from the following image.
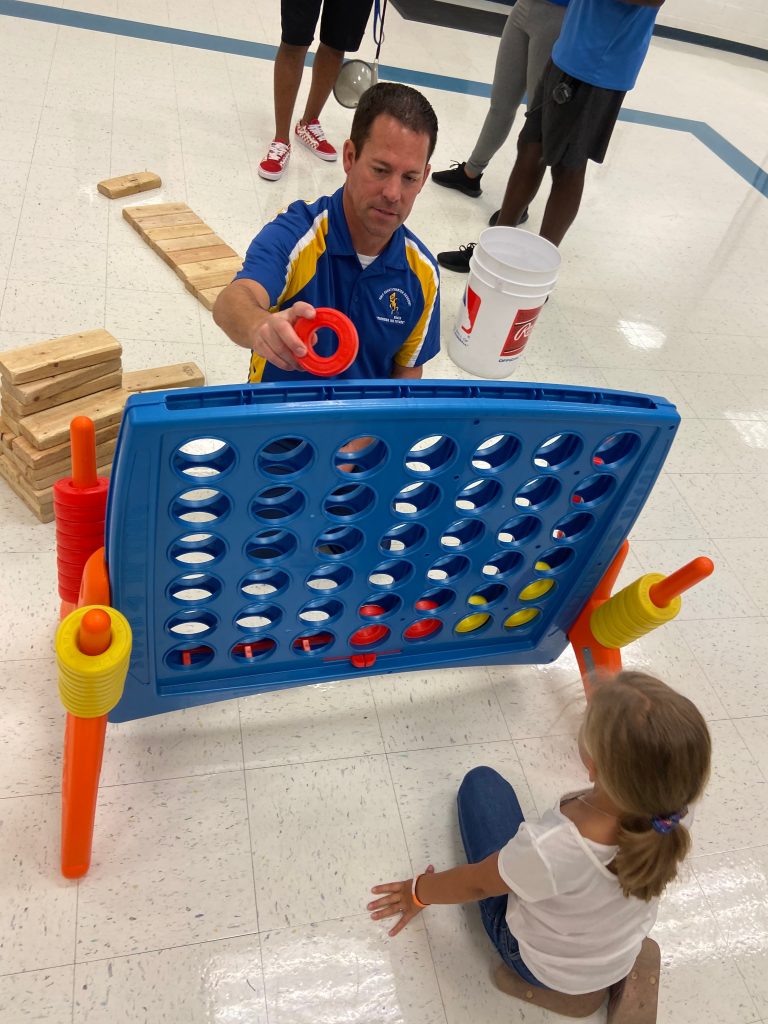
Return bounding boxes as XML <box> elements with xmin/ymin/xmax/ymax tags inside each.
<box><xmin>438</xmin><ymin>0</ymin><xmax>664</xmax><ymax>268</ymax></box>
<box><xmin>213</xmin><ymin>83</ymin><xmax>440</xmax><ymax>383</ymax></box>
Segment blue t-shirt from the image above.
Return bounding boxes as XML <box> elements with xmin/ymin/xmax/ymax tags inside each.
<box><xmin>235</xmin><ymin>187</ymin><xmax>441</xmax><ymax>384</ymax></box>
<box><xmin>552</xmin><ymin>0</ymin><xmax>660</xmax><ymax>92</ymax></box>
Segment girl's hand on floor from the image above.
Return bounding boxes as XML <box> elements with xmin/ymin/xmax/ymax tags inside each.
<box><xmin>368</xmin><ymin>865</ymin><xmax>434</xmax><ymax>937</ymax></box>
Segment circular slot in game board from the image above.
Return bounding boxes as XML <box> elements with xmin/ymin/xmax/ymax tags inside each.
<box><xmin>404</xmin><ymin>617</ymin><xmax>443</xmax><ymax>641</ymax></box>
<box><xmin>427</xmin><ymin>554</ymin><xmax>470</xmax><ymax>584</ymax></box>
<box><xmin>333</xmin><ymin>436</ymin><xmax>388</xmax><ymax>475</ymax></box>
<box><xmin>173</xmin><ymin>437</ymin><xmax>235</xmax><ymax>479</ymax></box>
<box><xmin>571</xmin><ymin>473</ymin><xmax>616</xmax><ymax>507</ymax></box>
<box><xmin>251</xmin><ymin>485</ymin><xmax>306</xmax><ymax>522</ymax></box>
<box><xmin>165</xmin><ymin>643</ymin><xmax>215</xmax><ymax>670</ymax></box>
<box><xmin>369</xmin><ymin>559</ymin><xmax>414</xmax><ymax>588</ymax></box>
<box><xmin>405</xmin><ymin>435</ymin><xmax>458</xmax><ymax>475</ymax></box>
<box><xmin>169</xmin><ymin>572</ymin><xmax>223</xmax><ymax>604</ymax></box>
<box><xmin>305</xmin><ymin>564</ymin><xmax>354</xmax><ymax>591</ymax></box>
<box><xmin>468</xmin><ymin>583</ymin><xmax>507</xmax><ymax>607</ymax></box>
<box><xmin>170</xmin><ymin>532</ymin><xmax>227</xmax><ymax>566</ymax></box>
<box><xmin>518</xmin><ymin>572</ymin><xmax>556</xmax><ymax>602</ymax></box>
<box><xmin>323</xmin><ymin>482</ymin><xmax>376</xmax><ymax>520</ymax></box>
<box><xmin>231</xmin><ymin>637</ymin><xmax>276</xmax><ymax>662</ymax></box>
<box><xmin>172</xmin><ymin>488</ymin><xmax>231</xmax><ymax>525</ymax></box>
<box><xmin>482</xmin><ymin>551</ymin><xmax>523</xmax><ymax>577</ymax></box>
<box><xmin>292</xmin><ymin>630</ymin><xmax>335</xmax><ymax>655</ymax></box>
<box><xmin>166</xmin><ymin>610</ymin><xmax>218</xmax><ymax>637</ymax></box>
<box><xmin>358</xmin><ymin>594</ymin><xmax>402</xmax><ymax>617</ymax></box>
<box><xmin>503</xmin><ymin>608</ymin><xmax>541</xmax><ymax>630</ymax></box>
<box><xmin>379</xmin><ymin>522</ymin><xmax>427</xmax><ymax>555</ymax></box>
<box><xmin>593</xmin><ymin>432</ymin><xmax>640</xmax><ymax>467</ymax></box>
<box><xmin>235</xmin><ymin>605</ymin><xmax>283</xmax><ymax>630</ymax></box>
<box><xmin>455</xmin><ymin>596</ymin><xmax>492</xmax><ymax>634</ymax></box>
<box><xmin>533</xmin><ymin>433</ymin><xmax>582</xmax><ymax>469</ymax></box>
<box><xmin>497</xmin><ymin>515</ymin><xmax>540</xmax><ymax>546</ymax></box>
<box><xmin>471</xmin><ymin>433</ymin><xmax>521</xmax><ymax>472</ymax></box>
<box><xmin>534</xmin><ymin>546</ymin><xmax>574</xmax><ymax>572</ymax></box>
<box><xmin>245</xmin><ymin>528</ymin><xmax>298</xmax><ymax>563</ymax></box>
<box><xmin>514</xmin><ymin>476</ymin><xmax>560</xmax><ymax>510</ymax></box>
<box><xmin>440</xmin><ymin>519</ymin><xmax>485</xmax><ymax>551</ymax></box>
<box><xmin>392</xmin><ymin>481</ymin><xmax>441</xmax><ymax>517</ymax></box>
<box><xmin>455</xmin><ymin>478</ymin><xmax>502</xmax><ymax>513</ymax></box>
<box><xmin>349</xmin><ymin>623</ymin><xmax>391</xmax><ymax>647</ymax></box>
<box><xmin>240</xmin><ymin>568</ymin><xmax>291</xmax><ymax>598</ymax></box>
<box><xmin>298</xmin><ymin>598</ymin><xmax>344</xmax><ymax>625</ymax></box>
<box><xmin>551</xmin><ymin>511</ymin><xmax>594</xmax><ymax>542</ymax></box>
<box><xmin>416</xmin><ymin>588</ymin><xmax>455</xmax><ymax>611</ymax></box>
<box><xmin>313</xmin><ymin>525</ymin><xmax>364</xmax><ymax>558</ymax></box>
<box><xmin>257</xmin><ymin>436</ymin><xmax>316</xmax><ymax>477</ymax></box>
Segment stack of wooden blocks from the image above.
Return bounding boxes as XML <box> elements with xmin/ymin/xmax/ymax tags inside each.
<box><xmin>0</xmin><ymin>329</ymin><xmax>204</xmax><ymax>523</ymax></box>
<box><xmin>122</xmin><ymin>202</ymin><xmax>243</xmax><ymax>311</ymax></box>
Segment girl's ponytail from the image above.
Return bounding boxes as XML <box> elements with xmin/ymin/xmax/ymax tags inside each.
<box><xmin>583</xmin><ymin>671</ymin><xmax>711</xmax><ymax>902</ymax></box>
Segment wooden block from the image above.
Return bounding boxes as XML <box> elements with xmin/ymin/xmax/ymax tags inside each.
<box><xmin>0</xmin><ymin>415</ymin><xmax>15</xmax><ymax>452</ymax></box>
<box><xmin>3</xmin><ymin>358</ymin><xmax>122</xmax><ymax>407</ymax></box>
<box><xmin>11</xmin><ymin>423</ymin><xmax>119</xmax><ymax>469</ymax></box>
<box><xmin>0</xmin><ymin>452</ymin><xmax>55</xmax><ymax>521</ymax></box>
<box><xmin>2</xmin><ymin>369</ymin><xmax>122</xmax><ymax>418</ymax></box>
<box><xmin>143</xmin><ymin>222</ymin><xmax>215</xmax><ymax>243</ymax></box>
<box><xmin>98</xmin><ymin>172</ymin><xmax>162</xmax><ymax>199</ymax></box>
<box><xmin>30</xmin><ymin>458</ymin><xmax>113</xmax><ymax>491</ymax></box>
<box><xmin>184</xmin><ymin>269</ymin><xmax>240</xmax><ymax>292</ymax></box>
<box><xmin>122</xmin><ymin>362</ymin><xmax>205</xmax><ymax>393</ymax></box>
<box><xmin>1</xmin><ymin>407</ymin><xmax>22</xmax><ymax>435</ymax></box>
<box><xmin>196</xmin><ymin>286</ymin><xmax>227</xmax><ymax>311</ymax></box>
<box><xmin>18</xmin><ymin>388</ymin><xmax>128</xmax><ymax>450</ymax></box>
<box><xmin>170</xmin><ymin>244</ymin><xmax>238</xmax><ymax>266</ymax></box>
<box><xmin>123</xmin><ymin>202</ymin><xmax>191</xmax><ymax>221</ymax></box>
<box><xmin>153</xmin><ymin>233</ymin><xmax>223</xmax><ymax>254</ymax></box>
<box><xmin>0</xmin><ymin>330</ymin><xmax>122</xmax><ymax>385</ymax></box>
<box><xmin>134</xmin><ymin>212</ymin><xmax>202</xmax><ymax>236</ymax></box>
<box><xmin>181</xmin><ymin>256</ymin><xmax>243</xmax><ymax>282</ymax></box>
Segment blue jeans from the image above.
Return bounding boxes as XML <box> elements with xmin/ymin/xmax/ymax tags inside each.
<box><xmin>457</xmin><ymin>766</ymin><xmax>546</xmax><ymax>988</ymax></box>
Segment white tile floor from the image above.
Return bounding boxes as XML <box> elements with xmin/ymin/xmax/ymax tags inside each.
<box><xmin>1</xmin><ymin>2</ymin><xmax>767</xmax><ymax>1022</ymax></box>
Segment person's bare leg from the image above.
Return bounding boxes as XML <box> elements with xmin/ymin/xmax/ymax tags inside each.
<box><xmin>539</xmin><ymin>161</ymin><xmax>587</xmax><ymax>246</ymax></box>
<box><xmin>274</xmin><ymin>41</ymin><xmax>308</xmax><ymax>141</ymax></box>
<box><xmin>301</xmin><ymin>42</ymin><xmax>344</xmax><ymax>124</ymax></box>
<box><xmin>497</xmin><ymin>141</ymin><xmax>548</xmax><ymax>227</ymax></box>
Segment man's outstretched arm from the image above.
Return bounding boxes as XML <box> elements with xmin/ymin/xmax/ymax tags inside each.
<box><xmin>213</xmin><ymin>278</ymin><xmax>313</xmax><ymax>372</ymax></box>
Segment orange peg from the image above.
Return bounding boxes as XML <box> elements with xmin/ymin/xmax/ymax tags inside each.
<box><xmin>648</xmin><ymin>557</ymin><xmax>714</xmax><ymax>608</ymax></box>
<box><xmin>77</xmin><ymin>608</ymin><xmax>113</xmax><ymax>656</ymax></box>
<box><xmin>70</xmin><ymin>416</ymin><xmax>98</xmax><ymax>489</ymax></box>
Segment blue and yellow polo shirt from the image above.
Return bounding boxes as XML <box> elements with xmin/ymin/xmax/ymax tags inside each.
<box><xmin>234</xmin><ymin>186</ymin><xmax>441</xmax><ymax>383</ymax></box>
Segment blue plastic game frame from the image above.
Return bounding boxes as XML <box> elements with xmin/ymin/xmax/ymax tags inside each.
<box><xmin>105</xmin><ymin>380</ymin><xmax>679</xmax><ymax>722</ymax></box>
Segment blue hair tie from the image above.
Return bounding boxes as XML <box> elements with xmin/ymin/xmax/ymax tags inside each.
<box><xmin>651</xmin><ymin>808</ymin><xmax>687</xmax><ymax>834</ymax></box>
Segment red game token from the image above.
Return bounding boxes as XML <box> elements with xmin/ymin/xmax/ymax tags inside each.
<box><xmin>294</xmin><ymin>308</ymin><xmax>359</xmax><ymax>377</ymax></box>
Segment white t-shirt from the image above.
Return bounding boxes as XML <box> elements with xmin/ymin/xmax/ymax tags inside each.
<box><xmin>497</xmin><ymin>796</ymin><xmax>659</xmax><ymax>994</ymax></box>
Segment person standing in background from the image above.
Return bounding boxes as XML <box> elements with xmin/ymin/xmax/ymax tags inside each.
<box><xmin>259</xmin><ymin>0</ymin><xmax>375</xmax><ymax>181</ymax></box>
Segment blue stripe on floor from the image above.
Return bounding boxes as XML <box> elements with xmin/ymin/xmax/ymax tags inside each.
<box><xmin>1</xmin><ymin>0</ymin><xmax>766</xmax><ymax>198</ymax></box>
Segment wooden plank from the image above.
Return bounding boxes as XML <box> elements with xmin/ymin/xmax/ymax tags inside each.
<box><xmin>0</xmin><ymin>330</ymin><xmax>122</xmax><ymax>386</ymax></box>
<box><xmin>134</xmin><ymin>212</ymin><xmax>202</xmax><ymax>236</ymax></box>
<box><xmin>1</xmin><ymin>407</ymin><xmax>22</xmax><ymax>435</ymax></box>
<box><xmin>181</xmin><ymin>256</ymin><xmax>243</xmax><ymax>282</ymax></box>
<box><xmin>183</xmin><ymin>269</ymin><xmax>239</xmax><ymax>291</ymax></box>
<box><xmin>1</xmin><ymin>369</ymin><xmax>122</xmax><ymax>418</ymax></box>
<box><xmin>3</xmin><ymin>438</ymin><xmax>115</xmax><ymax>489</ymax></box>
<box><xmin>3</xmin><ymin>358</ymin><xmax>122</xmax><ymax>407</ymax></box>
<box><xmin>152</xmin><ymin>232</ymin><xmax>223</xmax><ymax>253</ymax></box>
<box><xmin>98</xmin><ymin>171</ymin><xmax>162</xmax><ymax>199</ymax></box>
<box><xmin>12</xmin><ymin>423</ymin><xmax>119</xmax><ymax>469</ymax></box>
<box><xmin>123</xmin><ymin>202</ymin><xmax>191</xmax><ymax>221</ymax></box>
<box><xmin>0</xmin><ymin>452</ymin><xmax>55</xmax><ymax>521</ymax></box>
<box><xmin>142</xmin><ymin>222</ymin><xmax>214</xmax><ymax>243</ymax></box>
<box><xmin>196</xmin><ymin>286</ymin><xmax>227</xmax><ymax>311</ymax></box>
<box><xmin>122</xmin><ymin>362</ymin><xmax>205</xmax><ymax>393</ymax></box>
<box><xmin>0</xmin><ymin>415</ymin><xmax>15</xmax><ymax>452</ymax></box>
<box><xmin>170</xmin><ymin>244</ymin><xmax>237</xmax><ymax>266</ymax></box>
<box><xmin>18</xmin><ymin>388</ymin><xmax>128</xmax><ymax>450</ymax></box>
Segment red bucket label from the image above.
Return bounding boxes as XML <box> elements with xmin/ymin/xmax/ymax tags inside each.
<box><xmin>499</xmin><ymin>305</ymin><xmax>544</xmax><ymax>358</ymax></box>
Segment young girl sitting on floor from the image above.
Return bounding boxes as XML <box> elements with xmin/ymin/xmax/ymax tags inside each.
<box><xmin>368</xmin><ymin>671</ymin><xmax>711</xmax><ymax>1016</ymax></box>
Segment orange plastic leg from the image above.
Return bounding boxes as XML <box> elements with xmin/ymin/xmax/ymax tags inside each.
<box><xmin>568</xmin><ymin>541</ymin><xmax>629</xmax><ymax>696</ymax></box>
<box><xmin>61</xmin><ymin>711</ymin><xmax>108</xmax><ymax>878</ymax></box>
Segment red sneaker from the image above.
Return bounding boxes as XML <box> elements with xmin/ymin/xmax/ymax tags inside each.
<box><xmin>294</xmin><ymin>119</ymin><xmax>337</xmax><ymax>162</ymax></box>
<box><xmin>258</xmin><ymin>139</ymin><xmax>291</xmax><ymax>181</ymax></box>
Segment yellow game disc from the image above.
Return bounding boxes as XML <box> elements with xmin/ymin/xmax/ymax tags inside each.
<box><xmin>504</xmin><ymin>608</ymin><xmax>540</xmax><ymax>629</ymax></box>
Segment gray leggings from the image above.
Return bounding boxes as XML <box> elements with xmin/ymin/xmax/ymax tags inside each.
<box><xmin>466</xmin><ymin>0</ymin><xmax>567</xmax><ymax>176</ymax></box>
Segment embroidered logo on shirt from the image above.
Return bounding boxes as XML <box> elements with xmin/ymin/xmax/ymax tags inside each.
<box><xmin>377</xmin><ymin>287</ymin><xmax>411</xmax><ymax>325</ymax></box>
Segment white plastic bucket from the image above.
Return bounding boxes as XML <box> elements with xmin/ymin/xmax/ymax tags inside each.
<box><xmin>470</xmin><ymin>250</ymin><xmax>556</xmax><ymax>298</ymax></box>
<box><xmin>476</xmin><ymin>226</ymin><xmax>560</xmax><ymax>286</ymax></box>
<box><xmin>448</xmin><ymin>252</ymin><xmax>556</xmax><ymax>379</ymax></box>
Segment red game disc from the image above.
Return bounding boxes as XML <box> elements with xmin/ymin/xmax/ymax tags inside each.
<box><xmin>294</xmin><ymin>308</ymin><xmax>359</xmax><ymax>377</ymax></box>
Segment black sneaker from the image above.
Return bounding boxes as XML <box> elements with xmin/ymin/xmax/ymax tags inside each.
<box><xmin>437</xmin><ymin>242</ymin><xmax>476</xmax><ymax>273</ymax></box>
<box><xmin>431</xmin><ymin>162</ymin><xmax>482</xmax><ymax>198</ymax></box>
<box><xmin>488</xmin><ymin>207</ymin><xmax>529</xmax><ymax>227</ymax></box>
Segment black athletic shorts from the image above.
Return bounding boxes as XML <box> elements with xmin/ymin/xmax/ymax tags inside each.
<box><xmin>281</xmin><ymin>0</ymin><xmax>375</xmax><ymax>52</ymax></box>
<box><xmin>519</xmin><ymin>59</ymin><xmax>626</xmax><ymax>168</ymax></box>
